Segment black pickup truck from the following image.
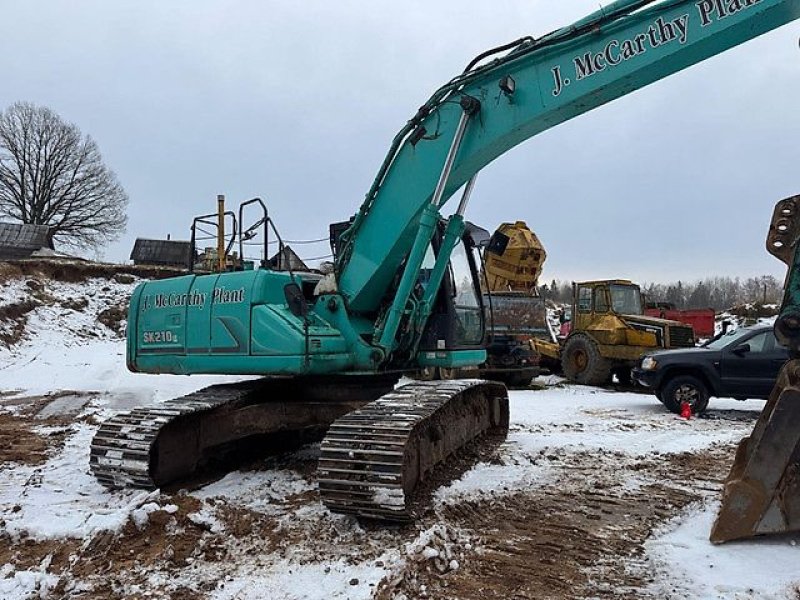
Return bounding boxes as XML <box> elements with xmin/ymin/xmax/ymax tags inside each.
<box><xmin>632</xmin><ymin>324</ymin><xmax>789</xmax><ymax>414</ymax></box>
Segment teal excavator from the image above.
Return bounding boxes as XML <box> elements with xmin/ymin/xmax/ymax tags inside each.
<box><xmin>91</xmin><ymin>0</ymin><xmax>800</xmax><ymax>536</ymax></box>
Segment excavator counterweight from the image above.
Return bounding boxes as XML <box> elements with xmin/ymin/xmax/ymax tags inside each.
<box><xmin>712</xmin><ymin>195</ymin><xmax>800</xmax><ymax>543</ymax></box>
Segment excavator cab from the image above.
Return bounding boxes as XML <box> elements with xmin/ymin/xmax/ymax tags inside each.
<box><xmin>331</xmin><ymin>217</ymin><xmax>489</xmax><ymax>361</ymax></box>
<box><xmin>417</xmin><ymin>225</ymin><xmax>487</xmax><ymax>353</ymax></box>
<box><xmin>712</xmin><ymin>195</ymin><xmax>800</xmax><ymax>543</ymax></box>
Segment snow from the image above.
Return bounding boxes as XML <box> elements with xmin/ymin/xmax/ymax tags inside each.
<box><xmin>0</xmin><ymin>272</ymin><xmax>798</xmax><ymax>598</ymax></box>
<box><xmin>436</xmin><ymin>385</ymin><xmax>766</xmax><ymax>505</ymax></box>
<box><xmin>0</xmin><ymin>422</ymin><xmax>158</xmax><ymax>540</ymax></box>
<box><xmin>0</xmin><ymin>276</ymin><xmax>250</xmax><ymax>542</ymax></box>
<box><xmin>208</xmin><ymin>558</ymin><xmax>392</xmax><ymax>600</ymax></box>
<box><xmin>646</xmin><ymin>504</ymin><xmax>800</xmax><ymax>599</ymax></box>
<box><xmin>0</xmin><ymin>564</ymin><xmax>59</xmax><ymax>600</ymax></box>
<box><xmin>192</xmin><ymin>468</ymin><xmax>314</xmax><ymax>512</ymax></box>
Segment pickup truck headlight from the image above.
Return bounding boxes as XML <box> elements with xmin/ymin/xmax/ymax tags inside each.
<box><xmin>640</xmin><ymin>356</ymin><xmax>658</xmax><ymax>371</ymax></box>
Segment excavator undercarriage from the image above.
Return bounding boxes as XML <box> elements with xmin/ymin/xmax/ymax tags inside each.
<box><xmin>712</xmin><ymin>195</ymin><xmax>800</xmax><ymax>543</ymax></box>
<box><xmin>90</xmin><ymin>377</ymin><xmax>509</xmax><ymax>520</ymax></box>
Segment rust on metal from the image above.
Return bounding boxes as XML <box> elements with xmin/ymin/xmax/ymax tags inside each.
<box><xmin>712</xmin><ymin>194</ymin><xmax>800</xmax><ymax>543</ymax></box>
<box><xmin>710</xmin><ymin>361</ymin><xmax>800</xmax><ymax>543</ymax></box>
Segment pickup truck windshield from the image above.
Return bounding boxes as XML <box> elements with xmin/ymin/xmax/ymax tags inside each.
<box><xmin>610</xmin><ymin>285</ymin><xmax>642</xmax><ymax>315</ymax></box>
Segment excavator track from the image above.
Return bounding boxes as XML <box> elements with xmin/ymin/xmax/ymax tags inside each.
<box><xmin>317</xmin><ymin>379</ymin><xmax>509</xmax><ymax>521</ymax></box>
<box><xmin>90</xmin><ymin>377</ymin><xmax>390</xmax><ymax>490</ymax></box>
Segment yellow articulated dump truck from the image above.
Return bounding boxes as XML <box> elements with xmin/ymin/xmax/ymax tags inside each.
<box><xmin>535</xmin><ymin>279</ymin><xmax>695</xmax><ymax>385</ymax></box>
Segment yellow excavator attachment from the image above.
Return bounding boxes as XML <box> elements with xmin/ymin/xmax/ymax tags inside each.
<box><xmin>483</xmin><ymin>221</ymin><xmax>546</xmax><ymax>293</ymax></box>
<box><xmin>711</xmin><ymin>195</ymin><xmax>800</xmax><ymax>543</ymax></box>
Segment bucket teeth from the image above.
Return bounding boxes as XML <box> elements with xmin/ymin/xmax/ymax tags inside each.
<box><xmin>711</xmin><ymin>361</ymin><xmax>800</xmax><ymax>543</ymax></box>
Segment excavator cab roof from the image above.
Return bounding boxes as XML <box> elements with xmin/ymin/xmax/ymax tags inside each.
<box><xmin>576</xmin><ymin>279</ymin><xmax>637</xmax><ymax>287</ymax></box>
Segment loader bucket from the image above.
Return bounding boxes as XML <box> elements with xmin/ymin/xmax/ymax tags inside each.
<box><xmin>710</xmin><ymin>360</ymin><xmax>800</xmax><ymax>543</ymax></box>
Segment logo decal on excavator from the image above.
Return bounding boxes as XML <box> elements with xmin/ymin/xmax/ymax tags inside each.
<box><xmin>142</xmin><ymin>286</ymin><xmax>246</xmax><ymax>311</ymax></box>
<box><xmin>551</xmin><ymin>0</ymin><xmax>763</xmax><ymax>97</ymax></box>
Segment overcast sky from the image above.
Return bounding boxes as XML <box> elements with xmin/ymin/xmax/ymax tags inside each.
<box><xmin>1</xmin><ymin>1</ymin><xmax>798</xmax><ymax>284</ymax></box>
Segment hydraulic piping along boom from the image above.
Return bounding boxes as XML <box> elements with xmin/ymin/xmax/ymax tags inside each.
<box><xmin>336</xmin><ymin>0</ymin><xmax>800</xmax><ymax>316</ymax></box>
<box><xmin>375</xmin><ymin>96</ymin><xmax>480</xmax><ymax>354</ymax></box>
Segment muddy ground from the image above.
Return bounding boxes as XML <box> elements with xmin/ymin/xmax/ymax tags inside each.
<box><xmin>0</xmin><ymin>392</ymin><xmax>766</xmax><ymax>600</ymax></box>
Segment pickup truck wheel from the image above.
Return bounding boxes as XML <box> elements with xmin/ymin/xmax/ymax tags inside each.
<box><xmin>661</xmin><ymin>375</ymin><xmax>710</xmax><ymax>414</ymax></box>
<box><xmin>561</xmin><ymin>334</ymin><xmax>612</xmax><ymax>386</ymax></box>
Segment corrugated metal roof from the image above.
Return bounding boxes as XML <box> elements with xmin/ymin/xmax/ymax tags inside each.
<box><xmin>0</xmin><ymin>222</ymin><xmax>53</xmax><ymax>258</ymax></box>
<box><xmin>269</xmin><ymin>245</ymin><xmax>308</xmax><ymax>271</ymax></box>
<box><xmin>130</xmin><ymin>238</ymin><xmax>193</xmax><ymax>266</ymax></box>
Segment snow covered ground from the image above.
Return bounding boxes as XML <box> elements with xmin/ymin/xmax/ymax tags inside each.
<box><xmin>0</xmin><ymin>272</ymin><xmax>798</xmax><ymax>599</ymax></box>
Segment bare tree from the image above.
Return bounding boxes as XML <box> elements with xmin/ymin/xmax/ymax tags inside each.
<box><xmin>0</xmin><ymin>101</ymin><xmax>128</xmax><ymax>249</ymax></box>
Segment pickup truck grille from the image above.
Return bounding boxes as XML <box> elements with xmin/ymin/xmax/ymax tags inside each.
<box><xmin>668</xmin><ymin>325</ymin><xmax>695</xmax><ymax>348</ymax></box>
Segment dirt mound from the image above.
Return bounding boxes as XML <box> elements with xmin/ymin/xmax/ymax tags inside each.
<box><xmin>0</xmin><ymin>392</ymin><xmax>93</xmax><ymax>465</ymax></box>
<box><xmin>0</xmin><ymin>299</ymin><xmax>38</xmax><ymax>346</ymax></box>
<box><xmin>0</xmin><ymin>257</ymin><xmax>186</xmax><ymax>284</ymax></box>
<box><xmin>55</xmin><ymin>495</ymin><xmax>225</xmax><ymax>598</ymax></box>
<box><xmin>97</xmin><ymin>304</ymin><xmax>128</xmax><ymax>334</ymax></box>
<box><xmin>0</xmin><ymin>264</ymin><xmax>140</xmax><ymax>348</ymax></box>
<box><xmin>378</xmin><ymin>445</ymin><xmax>734</xmax><ymax>600</ymax></box>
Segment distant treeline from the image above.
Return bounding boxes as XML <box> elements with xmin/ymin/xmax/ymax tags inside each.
<box><xmin>539</xmin><ymin>275</ymin><xmax>783</xmax><ymax>311</ymax></box>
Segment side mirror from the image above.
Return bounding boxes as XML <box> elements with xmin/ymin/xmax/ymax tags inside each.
<box><xmin>284</xmin><ymin>283</ymin><xmax>308</xmax><ymax>318</ymax></box>
<box><xmin>733</xmin><ymin>343</ymin><xmax>751</xmax><ymax>356</ymax></box>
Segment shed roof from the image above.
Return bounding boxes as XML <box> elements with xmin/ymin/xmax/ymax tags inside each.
<box><xmin>0</xmin><ymin>222</ymin><xmax>53</xmax><ymax>258</ymax></box>
<box><xmin>269</xmin><ymin>245</ymin><xmax>309</xmax><ymax>271</ymax></box>
<box><xmin>130</xmin><ymin>238</ymin><xmax>193</xmax><ymax>266</ymax></box>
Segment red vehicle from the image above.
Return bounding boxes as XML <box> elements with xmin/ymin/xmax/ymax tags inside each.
<box><xmin>644</xmin><ymin>302</ymin><xmax>715</xmax><ymax>339</ymax></box>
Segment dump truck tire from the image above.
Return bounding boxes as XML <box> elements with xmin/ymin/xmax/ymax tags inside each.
<box><xmin>660</xmin><ymin>374</ymin><xmax>709</xmax><ymax>414</ymax></box>
<box><xmin>561</xmin><ymin>334</ymin><xmax>612</xmax><ymax>386</ymax></box>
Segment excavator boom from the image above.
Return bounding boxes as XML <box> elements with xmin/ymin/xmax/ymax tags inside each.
<box><xmin>338</xmin><ymin>0</ymin><xmax>800</xmax><ymax>317</ymax></box>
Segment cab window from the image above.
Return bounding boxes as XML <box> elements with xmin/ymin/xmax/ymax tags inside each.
<box><xmin>744</xmin><ymin>332</ymin><xmax>771</xmax><ymax>354</ymax></box>
<box><xmin>594</xmin><ymin>289</ymin><xmax>609</xmax><ymax>313</ymax></box>
<box><xmin>449</xmin><ymin>241</ymin><xmax>483</xmax><ymax>346</ymax></box>
<box><xmin>577</xmin><ymin>287</ymin><xmax>592</xmax><ymax>313</ymax></box>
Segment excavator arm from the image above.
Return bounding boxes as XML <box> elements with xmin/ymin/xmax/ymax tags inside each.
<box><xmin>337</xmin><ymin>0</ymin><xmax>800</xmax><ymax>343</ymax></box>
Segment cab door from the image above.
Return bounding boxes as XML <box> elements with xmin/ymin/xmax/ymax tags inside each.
<box><xmin>574</xmin><ymin>284</ymin><xmax>595</xmax><ymax>331</ymax></box>
<box><xmin>720</xmin><ymin>330</ymin><xmax>788</xmax><ymax>398</ymax></box>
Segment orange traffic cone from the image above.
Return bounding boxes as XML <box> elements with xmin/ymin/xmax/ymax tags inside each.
<box><xmin>680</xmin><ymin>401</ymin><xmax>692</xmax><ymax>420</ymax></box>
